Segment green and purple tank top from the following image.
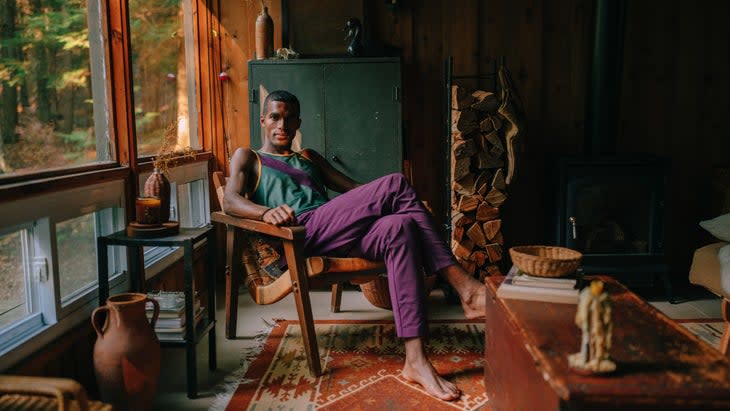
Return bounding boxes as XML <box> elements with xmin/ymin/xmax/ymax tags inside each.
<box><xmin>250</xmin><ymin>151</ymin><xmax>329</xmax><ymax>215</ymax></box>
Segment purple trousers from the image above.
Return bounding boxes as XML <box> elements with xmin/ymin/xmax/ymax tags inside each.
<box><xmin>298</xmin><ymin>173</ymin><xmax>456</xmax><ymax>338</ymax></box>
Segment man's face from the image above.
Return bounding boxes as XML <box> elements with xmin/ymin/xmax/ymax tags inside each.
<box><xmin>260</xmin><ymin>100</ymin><xmax>301</xmax><ymax>152</ymax></box>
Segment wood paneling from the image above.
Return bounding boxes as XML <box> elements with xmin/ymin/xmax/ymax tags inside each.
<box><xmin>619</xmin><ymin>0</ymin><xmax>730</xmax><ymax>277</ymax></box>
<box><xmin>12</xmin><ymin>0</ymin><xmax>730</xmax><ymax>396</ymax></box>
<box><xmin>216</xmin><ymin>0</ymin><xmax>730</xmax><ymax>283</ymax></box>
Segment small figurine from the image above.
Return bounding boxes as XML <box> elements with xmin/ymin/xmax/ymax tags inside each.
<box><xmin>568</xmin><ymin>280</ymin><xmax>616</xmax><ymax>374</ymax></box>
<box><xmin>344</xmin><ymin>17</ymin><xmax>363</xmax><ymax>57</ymax></box>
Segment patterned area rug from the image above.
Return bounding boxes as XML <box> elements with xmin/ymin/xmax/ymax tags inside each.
<box><xmin>220</xmin><ymin>320</ymin><xmax>488</xmax><ymax>411</ymax></box>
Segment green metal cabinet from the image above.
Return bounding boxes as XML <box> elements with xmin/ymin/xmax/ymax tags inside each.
<box><xmin>248</xmin><ymin>58</ymin><xmax>402</xmax><ymax>193</ymax></box>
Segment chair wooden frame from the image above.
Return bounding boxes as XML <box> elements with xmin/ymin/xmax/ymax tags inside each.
<box><xmin>210</xmin><ymin>171</ymin><xmax>385</xmax><ymax>376</ymax></box>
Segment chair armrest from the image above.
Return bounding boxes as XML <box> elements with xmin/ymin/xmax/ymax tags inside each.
<box><xmin>0</xmin><ymin>375</ymin><xmax>90</xmax><ymax>411</ymax></box>
<box><xmin>211</xmin><ymin>211</ymin><xmax>305</xmax><ymax>240</ymax></box>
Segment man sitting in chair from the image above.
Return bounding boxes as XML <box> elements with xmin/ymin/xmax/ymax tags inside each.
<box><xmin>223</xmin><ymin>90</ymin><xmax>486</xmax><ymax>401</ymax></box>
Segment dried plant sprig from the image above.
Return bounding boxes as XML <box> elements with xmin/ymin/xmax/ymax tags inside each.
<box><xmin>153</xmin><ymin>122</ymin><xmax>196</xmax><ymax>174</ymax></box>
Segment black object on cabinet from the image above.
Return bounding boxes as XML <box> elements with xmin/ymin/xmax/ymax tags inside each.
<box><xmin>248</xmin><ymin>57</ymin><xmax>402</xmax><ymax>191</ymax></box>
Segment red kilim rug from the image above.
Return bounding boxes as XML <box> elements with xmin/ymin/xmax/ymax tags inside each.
<box><xmin>223</xmin><ymin>319</ymin><xmax>489</xmax><ymax>410</ymax></box>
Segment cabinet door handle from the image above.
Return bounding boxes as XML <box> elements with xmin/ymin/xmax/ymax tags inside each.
<box><xmin>331</xmin><ymin>155</ymin><xmax>342</xmax><ymax>164</ymax></box>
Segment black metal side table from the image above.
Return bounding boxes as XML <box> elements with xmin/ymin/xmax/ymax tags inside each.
<box><xmin>97</xmin><ymin>226</ymin><xmax>217</xmax><ymax>399</ymax></box>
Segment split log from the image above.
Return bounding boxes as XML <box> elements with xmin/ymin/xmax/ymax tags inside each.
<box><xmin>474</xmin><ymin>171</ymin><xmax>493</xmax><ymax>192</ymax></box>
<box><xmin>457</xmin><ymin>257</ymin><xmax>477</xmax><ymax>275</ymax></box>
<box><xmin>477</xmin><ymin>151</ymin><xmax>505</xmax><ymax>169</ymax></box>
<box><xmin>484</xmin><ymin>264</ymin><xmax>503</xmax><ymax>277</ymax></box>
<box><xmin>452</xmin><ymin>238</ymin><xmax>474</xmax><ymax>260</ymax></box>
<box><xmin>452</xmin><ymin>225</ymin><xmax>465</xmax><ymax>242</ymax></box>
<box><xmin>452</xmin><ymin>85</ymin><xmax>477</xmax><ymax>110</ymax></box>
<box><xmin>490</xmin><ymin>115</ymin><xmax>502</xmax><ymax>132</ymax></box>
<box><xmin>491</xmin><ymin>169</ymin><xmax>506</xmax><ymax>191</ymax></box>
<box><xmin>453</xmin><ymin>138</ymin><xmax>478</xmax><ymax>159</ymax></box>
<box><xmin>457</xmin><ymin>195</ymin><xmax>481</xmax><ymax>213</ymax></box>
<box><xmin>451</xmin><ymin>156</ymin><xmax>471</xmax><ymax>181</ymax></box>
<box><xmin>477</xmin><ymin>183</ymin><xmax>489</xmax><ymax>196</ymax></box>
<box><xmin>451</xmin><ymin>109</ymin><xmax>478</xmax><ymax>134</ymax></box>
<box><xmin>471</xmin><ymin>90</ymin><xmax>500</xmax><ymax>113</ymax></box>
<box><xmin>452</xmin><ymin>212</ymin><xmax>476</xmax><ymax>227</ymax></box>
<box><xmin>471</xmin><ymin>250</ymin><xmax>488</xmax><ymax>267</ymax></box>
<box><xmin>497</xmin><ymin>66</ymin><xmax>524</xmax><ymax>185</ymax></box>
<box><xmin>482</xmin><ymin>219</ymin><xmax>502</xmax><ymax>241</ymax></box>
<box><xmin>484</xmin><ymin>130</ymin><xmax>504</xmax><ymax>155</ymax></box>
<box><xmin>485</xmin><ymin>243</ymin><xmax>503</xmax><ymax>263</ymax></box>
<box><xmin>453</xmin><ymin>174</ymin><xmax>475</xmax><ymax>196</ymax></box>
<box><xmin>476</xmin><ymin>203</ymin><xmax>500</xmax><ymax>221</ymax></box>
<box><xmin>485</xmin><ymin>187</ymin><xmax>507</xmax><ymax>207</ymax></box>
<box><xmin>479</xmin><ymin>117</ymin><xmax>495</xmax><ymax>133</ymax></box>
<box><xmin>493</xmin><ymin>232</ymin><xmax>504</xmax><ymax>245</ymax></box>
<box><xmin>452</xmin><ymin>130</ymin><xmax>480</xmax><ymax>141</ymax></box>
<box><xmin>466</xmin><ymin>223</ymin><xmax>487</xmax><ymax>248</ymax></box>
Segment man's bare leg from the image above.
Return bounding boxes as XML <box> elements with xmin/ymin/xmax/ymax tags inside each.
<box><xmin>438</xmin><ymin>264</ymin><xmax>487</xmax><ymax>319</ymax></box>
<box><xmin>401</xmin><ymin>337</ymin><xmax>461</xmax><ymax>401</ymax></box>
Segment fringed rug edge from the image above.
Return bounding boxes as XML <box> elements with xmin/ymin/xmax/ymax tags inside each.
<box><xmin>207</xmin><ymin>318</ymin><xmax>281</xmax><ymax>411</ymax></box>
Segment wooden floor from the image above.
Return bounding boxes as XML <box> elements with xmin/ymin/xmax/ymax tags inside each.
<box><xmin>153</xmin><ymin>282</ymin><xmax>723</xmax><ymax>410</ymax></box>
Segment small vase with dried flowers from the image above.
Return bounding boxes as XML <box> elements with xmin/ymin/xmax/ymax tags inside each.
<box><xmin>142</xmin><ymin>123</ymin><xmax>195</xmax><ymax>224</ymax></box>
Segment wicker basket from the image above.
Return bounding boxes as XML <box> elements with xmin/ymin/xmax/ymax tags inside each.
<box><xmin>509</xmin><ymin>245</ymin><xmax>582</xmax><ymax>277</ymax></box>
<box><xmin>360</xmin><ymin>274</ymin><xmax>437</xmax><ymax>310</ymax></box>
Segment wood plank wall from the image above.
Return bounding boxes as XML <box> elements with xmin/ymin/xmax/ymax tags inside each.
<box><xmin>8</xmin><ymin>0</ymin><xmax>730</xmax><ymax>393</ymax></box>
<box><xmin>218</xmin><ymin>0</ymin><xmax>730</xmax><ymax>282</ymax></box>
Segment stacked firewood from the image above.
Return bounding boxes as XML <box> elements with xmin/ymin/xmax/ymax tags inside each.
<box><xmin>450</xmin><ymin>70</ymin><xmax>524</xmax><ymax>281</ymax></box>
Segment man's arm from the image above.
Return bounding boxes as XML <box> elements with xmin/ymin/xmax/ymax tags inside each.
<box><xmin>223</xmin><ymin>148</ymin><xmax>297</xmax><ymax>226</ymax></box>
<box><xmin>301</xmin><ymin>148</ymin><xmax>360</xmax><ymax>193</ymax></box>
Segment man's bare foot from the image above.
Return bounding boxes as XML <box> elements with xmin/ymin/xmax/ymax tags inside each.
<box><xmin>402</xmin><ymin>337</ymin><xmax>461</xmax><ymax>401</ymax></box>
<box><xmin>401</xmin><ymin>356</ymin><xmax>461</xmax><ymax>401</ymax></box>
<box><xmin>439</xmin><ymin>264</ymin><xmax>487</xmax><ymax>318</ymax></box>
<box><xmin>461</xmin><ymin>284</ymin><xmax>486</xmax><ymax>319</ymax></box>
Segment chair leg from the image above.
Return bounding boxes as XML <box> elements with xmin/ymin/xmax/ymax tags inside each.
<box><xmin>720</xmin><ymin>298</ymin><xmax>730</xmax><ymax>356</ymax></box>
<box><xmin>282</xmin><ymin>238</ymin><xmax>322</xmax><ymax>377</ymax></box>
<box><xmin>331</xmin><ymin>283</ymin><xmax>343</xmax><ymax>313</ymax></box>
<box><xmin>225</xmin><ymin>226</ymin><xmax>245</xmax><ymax>339</ymax></box>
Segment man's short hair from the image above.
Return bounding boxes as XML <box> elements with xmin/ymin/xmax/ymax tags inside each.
<box><xmin>263</xmin><ymin>90</ymin><xmax>300</xmax><ymax>118</ymax></box>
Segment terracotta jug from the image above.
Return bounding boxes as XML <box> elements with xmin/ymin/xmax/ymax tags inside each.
<box><xmin>143</xmin><ymin>168</ymin><xmax>171</xmax><ymax>222</ymax></box>
<box><xmin>255</xmin><ymin>4</ymin><xmax>273</xmax><ymax>59</ymax></box>
<box><xmin>92</xmin><ymin>293</ymin><xmax>161</xmax><ymax>411</ymax></box>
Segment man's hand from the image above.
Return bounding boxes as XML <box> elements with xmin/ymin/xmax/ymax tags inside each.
<box><xmin>262</xmin><ymin>204</ymin><xmax>297</xmax><ymax>226</ymax></box>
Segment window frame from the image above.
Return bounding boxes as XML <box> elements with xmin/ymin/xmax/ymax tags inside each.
<box><xmin>0</xmin><ymin>0</ymin><xmax>219</xmax><ymax>372</ymax></box>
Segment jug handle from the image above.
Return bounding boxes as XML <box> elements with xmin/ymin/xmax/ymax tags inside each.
<box><xmin>146</xmin><ymin>298</ymin><xmax>160</xmax><ymax>329</ymax></box>
<box><xmin>91</xmin><ymin>306</ymin><xmax>109</xmax><ymax>338</ymax></box>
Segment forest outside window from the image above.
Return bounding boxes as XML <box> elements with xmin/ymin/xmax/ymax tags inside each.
<box><xmin>131</xmin><ymin>0</ymin><xmax>200</xmax><ymax>157</ymax></box>
<box><xmin>0</xmin><ymin>0</ymin><xmax>112</xmax><ymax>177</ymax></box>
<box><xmin>131</xmin><ymin>0</ymin><xmax>208</xmax><ymax>267</ymax></box>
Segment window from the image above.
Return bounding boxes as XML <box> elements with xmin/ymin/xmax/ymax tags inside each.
<box><xmin>0</xmin><ymin>0</ymin><xmax>211</xmax><ymax>371</ymax></box>
<box><xmin>0</xmin><ymin>227</ymin><xmax>31</xmax><ymax>330</ymax></box>
<box><xmin>0</xmin><ymin>0</ymin><xmax>112</xmax><ymax>176</ymax></box>
<box><xmin>0</xmin><ymin>180</ymin><xmax>127</xmax><ymax>361</ymax></box>
<box><xmin>130</xmin><ymin>0</ymin><xmax>200</xmax><ymax>156</ymax></box>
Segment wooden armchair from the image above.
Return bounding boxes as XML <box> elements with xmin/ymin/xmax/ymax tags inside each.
<box><xmin>210</xmin><ymin>171</ymin><xmax>385</xmax><ymax>376</ymax></box>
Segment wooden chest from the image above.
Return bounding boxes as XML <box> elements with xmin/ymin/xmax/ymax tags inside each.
<box><xmin>484</xmin><ymin>275</ymin><xmax>730</xmax><ymax>410</ymax></box>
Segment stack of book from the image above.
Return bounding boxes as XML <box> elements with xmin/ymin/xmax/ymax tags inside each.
<box><xmin>496</xmin><ymin>266</ymin><xmax>582</xmax><ymax>304</ymax></box>
<box><xmin>146</xmin><ymin>291</ymin><xmax>205</xmax><ymax>342</ymax></box>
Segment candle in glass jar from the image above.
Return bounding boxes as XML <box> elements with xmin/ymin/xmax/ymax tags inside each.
<box><xmin>136</xmin><ymin>197</ymin><xmax>162</xmax><ymax>225</ymax></box>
